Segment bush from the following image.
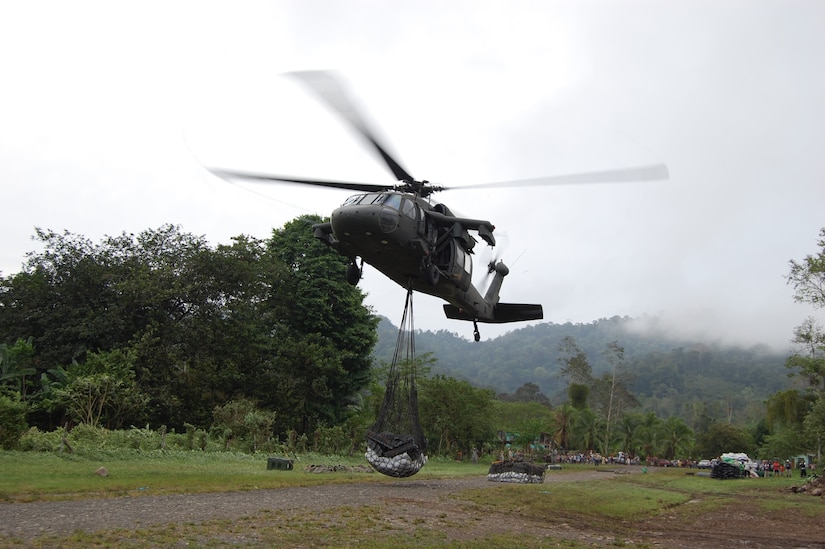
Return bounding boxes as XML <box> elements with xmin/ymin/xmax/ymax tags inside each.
<box><xmin>185</xmin><ymin>423</ymin><xmax>208</xmax><ymax>451</ymax></box>
<box><xmin>313</xmin><ymin>425</ymin><xmax>350</xmax><ymax>455</ymax></box>
<box><xmin>211</xmin><ymin>398</ymin><xmax>276</xmax><ymax>453</ymax></box>
<box><xmin>0</xmin><ymin>392</ymin><xmax>29</xmax><ymax>450</ymax></box>
<box><xmin>68</xmin><ymin>423</ymin><xmax>110</xmax><ymax>447</ymax></box>
<box><xmin>18</xmin><ymin>427</ymin><xmax>65</xmax><ymax>452</ymax></box>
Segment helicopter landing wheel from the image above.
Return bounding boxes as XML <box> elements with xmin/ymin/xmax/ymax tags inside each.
<box><xmin>346</xmin><ymin>260</ymin><xmax>361</xmax><ymax>286</ymax></box>
<box><xmin>473</xmin><ymin>320</ymin><xmax>480</xmax><ymax>342</ymax></box>
<box><xmin>426</xmin><ymin>263</ymin><xmax>439</xmax><ymax>286</ymax></box>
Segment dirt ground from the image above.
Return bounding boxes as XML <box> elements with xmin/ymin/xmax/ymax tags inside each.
<box><xmin>0</xmin><ymin>467</ymin><xmax>823</xmax><ymax>547</ymax></box>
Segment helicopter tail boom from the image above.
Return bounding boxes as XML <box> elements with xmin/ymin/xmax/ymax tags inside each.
<box><xmin>443</xmin><ymin>303</ymin><xmax>544</xmax><ymax>324</ymax></box>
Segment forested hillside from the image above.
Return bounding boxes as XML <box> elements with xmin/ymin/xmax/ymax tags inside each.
<box><xmin>374</xmin><ymin>316</ymin><xmax>795</xmax><ymax>427</ymax></box>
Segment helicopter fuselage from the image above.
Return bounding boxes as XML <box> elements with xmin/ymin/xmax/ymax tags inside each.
<box><xmin>312</xmin><ymin>191</ymin><xmax>542</xmax><ymax>328</ymax></box>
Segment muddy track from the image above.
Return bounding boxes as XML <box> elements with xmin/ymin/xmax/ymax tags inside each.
<box><xmin>0</xmin><ymin>471</ymin><xmax>600</xmax><ymax>539</ymax></box>
<box><xmin>2</xmin><ymin>468</ymin><xmax>823</xmax><ymax>547</ymax></box>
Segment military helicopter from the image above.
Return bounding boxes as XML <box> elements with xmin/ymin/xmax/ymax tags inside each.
<box><xmin>208</xmin><ymin>71</ymin><xmax>668</xmax><ymax>341</ymax></box>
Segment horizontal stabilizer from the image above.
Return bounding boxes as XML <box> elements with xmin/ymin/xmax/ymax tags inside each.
<box><xmin>443</xmin><ymin>303</ymin><xmax>544</xmax><ymax>324</ymax></box>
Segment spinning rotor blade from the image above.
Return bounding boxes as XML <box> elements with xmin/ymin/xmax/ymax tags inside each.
<box><xmin>286</xmin><ymin>70</ymin><xmax>415</xmax><ymax>183</ymax></box>
<box><xmin>478</xmin><ymin>231</ymin><xmax>510</xmax><ymax>284</ymax></box>
<box><xmin>207</xmin><ymin>167</ymin><xmax>393</xmax><ymax>193</ymax></box>
<box><xmin>441</xmin><ymin>163</ymin><xmax>669</xmax><ymax>191</ymax></box>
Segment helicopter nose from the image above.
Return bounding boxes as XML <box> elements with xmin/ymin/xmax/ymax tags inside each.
<box><xmin>332</xmin><ymin>205</ymin><xmax>399</xmax><ymax>237</ymax></box>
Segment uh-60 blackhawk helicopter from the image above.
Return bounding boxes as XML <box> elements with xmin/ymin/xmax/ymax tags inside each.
<box><xmin>208</xmin><ymin>71</ymin><xmax>669</xmax><ymax>341</ymax></box>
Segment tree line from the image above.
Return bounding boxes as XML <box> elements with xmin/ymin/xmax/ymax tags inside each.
<box><xmin>2</xmin><ymin>222</ymin><xmax>823</xmax><ymax>466</ymax></box>
<box><xmin>0</xmin><ymin>219</ymin><xmax>377</xmax><ymax>439</ymax></box>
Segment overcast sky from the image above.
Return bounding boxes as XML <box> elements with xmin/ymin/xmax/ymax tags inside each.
<box><xmin>2</xmin><ymin>1</ymin><xmax>823</xmax><ymax>350</ymax></box>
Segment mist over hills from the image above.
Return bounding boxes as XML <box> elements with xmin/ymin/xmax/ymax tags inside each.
<box><xmin>373</xmin><ymin>315</ymin><xmax>794</xmax><ymax>425</ymax></box>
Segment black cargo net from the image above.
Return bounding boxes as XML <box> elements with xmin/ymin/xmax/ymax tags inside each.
<box><xmin>365</xmin><ymin>287</ymin><xmax>427</xmax><ymax>477</ymax></box>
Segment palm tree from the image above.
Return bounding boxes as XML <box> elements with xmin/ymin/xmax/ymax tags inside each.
<box><xmin>617</xmin><ymin>412</ymin><xmax>643</xmax><ymax>457</ymax></box>
<box><xmin>572</xmin><ymin>408</ymin><xmax>601</xmax><ymax>453</ymax></box>
<box><xmin>636</xmin><ymin>411</ymin><xmax>663</xmax><ymax>460</ymax></box>
<box><xmin>660</xmin><ymin>416</ymin><xmax>694</xmax><ymax>460</ymax></box>
<box><xmin>553</xmin><ymin>403</ymin><xmax>576</xmax><ymax>451</ymax></box>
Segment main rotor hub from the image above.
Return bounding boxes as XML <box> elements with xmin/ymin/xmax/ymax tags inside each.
<box><xmin>397</xmin><ymin>179</ymin><xmax>443</xmax><ymax>198</ymax></box>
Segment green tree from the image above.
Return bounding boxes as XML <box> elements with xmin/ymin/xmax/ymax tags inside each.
<box><xmin>0</xmin><ymin>338</ymin><xmax>36</xmax><ymax>398</ymax></box>
<box><xmin>571</xmin><ymin>407</ymin><xmax>601</xmax><ymax>452</ymax></box>
<box><xmin>0</xmin><ymin>391</ymin><xmax>29</xmax><ymax>450</ymax></box>
<box><xmin>124</xmin><ymin>229</ymin><xmax>281</xmax><ymax>427</ymax></box>
<box><xmin>615</xmin><ymin>412</ymin><xmax>643</xmax><ymax>457</ymax></box>
<box><xmin>512</xmin><ymin>417</ymin><xmax>547</xmax><ymax>456</ymax></box>
<box><xmin>492</xmin><ymin>399</ymin><xmax>554</xmax><ymax>432</ymax></box>
<box><xmin>0</xmin><ymin>222</ymin><xmax>379</xmax><ymax>433</ymax></box>
<box><xmin>759</xmin><ymin>428</ymin><xmax>807</xmax><ymax>461</ymax></box>
<box><xmin>28</xmin><ymin>364</ymin><xmax>70</xmax><ymax>429</ymax></box>
<box><xmin>659</xmin><ymin>416</ymin><xmax>694</xmax><ymax>459</ymax></box>
<box><xmin>761</xmin><ymin>389</ymin><xmax>814</xmax><ymax>461</ymax></box>
<box><xmin>786</xmin><ymin>227</ymin><xmax>825</xmax><ymax>308</ymax></box>
<box><xmin>597</xmin><ymin>341</ymin><xmax>638</xmax><ymax>455</ymax></box>
<box><xmin>803</xmin><ymin>396</ymin><xmax>825</xmax><ymax>461</ymax></box>
<box><xmin>557</xmin><ymin>336</ymin><xmax>592</xmax><ymax>386</ymax></box>
<box><xmin>567</xmin><ymin>383</ymin><xmax>589</xmax><ymax>409</ymax></box>
<box><xmin>499</xmin><ymin>382</ymin><xmax>552</xmax><ymax>407</ymax></box>
<box><xmin>54</xmin><ymin>349</ymin><xmax>147</xmax><ymax>429</ymax></box>
<box><xmin>765</xmin><ymin>389</ymin><xmax>812</xmax><ymax>431</ymax></box>
<box><xmin>211</xmin><ymin>398</ymin><xmax>276</xmax><ymax>452</ymax></box>
<box><xmin>694</xmin><ymin>421</ymin><xmax>753</xmax><ymax>459</ymax></box>
<box><xmin>784</xmin><ymin>227</ymin><xmax>825</xmax><ymax>463</ymax></box>
<box><xmin>552</xmin><ymin>403</ymin><xmax>576</xmax><ymax>451</ymax></box>
<box><xmin>258</xmin><ymin>334</ymin><xmax>351</xmax><ymax>435</ymax></box>
<box><xmin>636</xmin><ymin>411</ymin><xmax>663</xmax><ymax>458</ymax></box>
<box><xmin>0</xmin><ymin>226</ymin><xmax>237</xmax><ymax>426</ymax></box>
<box><xmin>785</xmin><ymin>318</ymin><xmax>825</xmax><ymax>392</ymax></box>
<box><xmin>418</xmin><ymin>374</ymin><xmax>495</xmax><ymax>455</ymax></box>
<box><xmin>264</xmin><ymin>216</ymin><xmax>378</xmax><ymax>435</ymax></box>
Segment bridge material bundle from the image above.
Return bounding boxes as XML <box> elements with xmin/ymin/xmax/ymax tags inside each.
<box><xmin>711</xmin><ymin>461</ymin><xmax>743</xmax><ymax>480</ymax></box>
<box><xmin>365</xmin><ymin>289</ymin><xmax>427</xmax><ymax>477</ymax></box>
<box><xmin>365</xmin><ymin>433</ymin><xmax>427</xmax><ymax>477</ymax></box>
<box><xmin>487</xmin><ymin>460</ymin><xmax>546</xmax><ymax>483</ymax></box>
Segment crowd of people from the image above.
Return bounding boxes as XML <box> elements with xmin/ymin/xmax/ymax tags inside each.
<box><xmin>758</xmin><ymin>458</ymin><xmax>810</xmax><ymax>478</ymax></box>
<box><xmin>544</xmin><ymin>451</ymin><xmax>640</xmax><ymax>466</ymax></box>
<box><xmin>487</xmin><ymin>447</ymin><xmax>815</xmax><ymax>479</ymax></box>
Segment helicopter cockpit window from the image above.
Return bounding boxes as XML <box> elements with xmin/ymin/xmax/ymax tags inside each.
<box><xmin>401</xmin><ymin>198</ymin><xmax>416</xmax><ymax>219</ymax></box>
<box><xmin>343</xmin><ymin>193</ymin><xmax>385</xmax><ymax>206</ymax></box>
<box><xmin>455</xmin><ymin>247</ymin><xmax>472</xmax><ymax>276</ymax></box>
<box><xmin>382</xmin><ymin>193</ymin><xmax>402</xmax><ymax>211</ymax></box>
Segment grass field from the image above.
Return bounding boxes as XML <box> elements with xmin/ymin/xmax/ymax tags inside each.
<box><xmin>1</xmin><ymin>451</ymin><xmax>822</xmax><ymax>548</ymax></box>
<box><xmin>0</xmin><ymin>450</ymin><xmax>481</xmax><ymax>502</ymax></box>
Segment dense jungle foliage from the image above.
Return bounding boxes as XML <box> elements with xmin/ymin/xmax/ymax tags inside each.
<box><xmin>0</xmin><ymin>219</ymin><xmax>377</xmax><ymax>436</ymax></box>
